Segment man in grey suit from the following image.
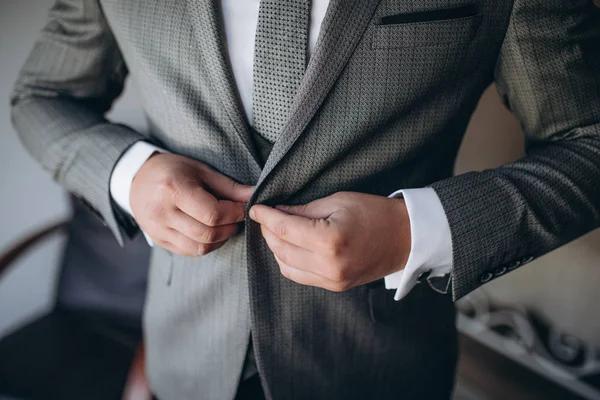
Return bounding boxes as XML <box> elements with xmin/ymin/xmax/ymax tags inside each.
<box><xmin>10</xmin><ymin>0</ymin><xmax>600</xmax><ymax>399</ymax></box>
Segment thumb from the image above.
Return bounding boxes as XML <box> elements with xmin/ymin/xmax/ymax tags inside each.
<box><xmin>276</xmin><ymin>197</ymin><xmax>338</xmax><ymax>220</ymax></box>
<box><xmin>200</xmin><ymin>165</ymin><xmax>255</xmax><ymax>202</ymax></box>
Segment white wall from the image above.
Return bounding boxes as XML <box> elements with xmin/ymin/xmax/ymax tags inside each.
<box><xmin>0</xmin><ymin>0</ymin><xmax>145</xmax><ymax>337</ymax></box>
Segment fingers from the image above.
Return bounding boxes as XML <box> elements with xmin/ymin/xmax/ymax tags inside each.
<box><xmin>273</xmin><ymin>254</ymin><xmax>348</xmax><ymax>292</ymax></box>
<box><xmin>275</xmin><ymin>196</ymin><xmax>340</xmax><ymax>219</ymax></box>
<box><xmin>154</xmin><ymin>240</ymin><xmax>187</xmax><ymax>257</ymax></box>
<box><xmin>199</xmin><ymin>163</ymin><xmax>255</xmax><ymax>202</ymax></box>
<box><xmin>168</xmin><ymin>210</ymin><xmax>239</xmax><ymax>244</ymax></box>
<box><xmin>250</xmin><ymin>204</ymin><xmax>329</xmax><ymax>250</ymax></box>
<box><xmin>275</xmin><ymin>255</ymin><xmax>328</xmax><ymax>288</ymax></box>
<box><xmin>130</xmin><ymin>154</ymin><xmax>252</xmax><ymax>258</ymax></box>
<box><xmin>261</xmin><ymin>225</ymin><xmax>317</xmax><ymax>268</ymax></box>
<box><xmin>157</xmin><ymin>230</ymin><xmax>227</xmax><ymax>257</ymax></box>
<box><xmin>176</xmin><ymin>181</ymin><xmax>247</xmax><ymax>226</ymax></box>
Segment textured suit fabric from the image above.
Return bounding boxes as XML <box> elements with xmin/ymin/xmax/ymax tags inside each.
<box><xmin>252</xmin><ymin>0</ymin><xmax>311</xmax><ymax>142</ymax></box>
<box><xmin>10</xmin><ymin>0</ymin><xmax>600</xmax><ymax>399</ymax></box>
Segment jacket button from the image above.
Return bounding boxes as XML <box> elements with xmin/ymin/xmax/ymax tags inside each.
<box><xmin>520</xmin><ymin>255</ymin><xmax>534</xmax><ymax>265</ymax></box>
<box><xmin>480</xmin><ymin>272</ymin><xmax>493</xmax><ymax>283</ymax></box>
<box><xmin>507</xmin><ymin>260</ymin><xmax>521</xmax><ymax>271</ymax></box>
<box><xmin>493</xmin><ymin>266</ymin><xmax>507</xmax><ymax>277</ymax></box>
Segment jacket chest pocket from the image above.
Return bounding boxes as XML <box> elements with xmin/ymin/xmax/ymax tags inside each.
<box><xmin>373</xmin><ymin>16</ymin><xmax>482</xmax><ymax>49</ymax></box>
<box><xmin>359</xmin><ymin>6</ymin><xmax>484</xmax><ymax>100</ymax></box>
<box><xmin>372</xmin><ymin>5</ymin><xmax>482</xmax><ymax>49</ymax></box>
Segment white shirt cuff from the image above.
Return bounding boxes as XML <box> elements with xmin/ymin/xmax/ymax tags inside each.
<box><xmin>384</xmin><ymin>188</ymin><xmax>453</xmax><ymax>301</ymax></box>
<box><xmin>109</xmin><ymin>141</ymin><xmax>167</xmax><ymax>246</ymax></box>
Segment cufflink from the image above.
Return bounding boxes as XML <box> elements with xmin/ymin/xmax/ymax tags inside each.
<box><xmin>416</xmin><ymin>270</ymin><xmax>431</xmax><ymax>283</ymax></box>
<box><xmin>426</xmin><ymin>274</ymin><xmax>452</xmax><ymax>294</ymax></box>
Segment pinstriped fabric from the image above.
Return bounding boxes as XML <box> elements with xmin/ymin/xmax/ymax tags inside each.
<box><xmin>252</xmin><ymin>0</ymin><xmax>311</xmax><ymax>142</ymax></box>
<box><xmin>10</xmin><ymin>0</ymin><xmax>600</xmax><ymax>399</ymax></box>
<box><xmin>11</xmin><ymin>1</ymin><xmax>255</xmax><ymax>399</ymax></box>
<box><xmin>143</xmin><ymin>235</ymin><xmax>252</xmax><ymax>400</ymax></box>
<box><xmin>10</xmin><ymin>0</ymin><xmax>142</xmax><ymax>245</ymax></box>
<box><xmin>110</xmin><ymin>1</ymin><xmax>258</xmax><ymax>398</ymax></box>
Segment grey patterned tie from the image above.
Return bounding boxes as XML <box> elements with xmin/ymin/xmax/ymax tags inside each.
<box><xmin>252</xmin><ymin>0</ymin><xmax>311</xmax><ymax>143</ymax></box>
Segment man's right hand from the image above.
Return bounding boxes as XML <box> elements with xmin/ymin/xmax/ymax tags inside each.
<box><xmin>130</xmin><ymin>153</ymin><xmax>254</xmax><ymax>256</ymax></box>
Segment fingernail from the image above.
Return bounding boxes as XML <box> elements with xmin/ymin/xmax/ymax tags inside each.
<box><xmin>249</xmin><ymin>207</ymin><xmax>256</xmax><ymax>220</ymax></box>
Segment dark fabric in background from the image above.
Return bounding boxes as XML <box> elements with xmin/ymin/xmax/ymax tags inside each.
<box><xmin>0</xmin><ymin>308</ymin><xmax>140</xmax><ymax>400</ymax></box>
<box><xmin>57</xmin><ymin>196</ymin><xmax>150</xmax><ymax>328</ymax></box>
<box><xmin>0</xmin><ymin>197</ymin><xmax>149</xmax><ymax>398</ymax></box>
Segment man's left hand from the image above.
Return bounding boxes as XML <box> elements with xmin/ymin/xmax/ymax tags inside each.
<box><xmin>249</xmin><ymin>192</ymin><xmax>411</xmax><ymax>292</ymax></box>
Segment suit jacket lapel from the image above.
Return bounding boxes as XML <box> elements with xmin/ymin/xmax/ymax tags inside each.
<box><xmin>257</xmin><ymin>0</ymin><xmax>382</xmax><ymax>186</ymax></box>
<box><xmin>186</xmin><ymin>0</ymin><xmax>261</xmax><ymax>168</ymax></box>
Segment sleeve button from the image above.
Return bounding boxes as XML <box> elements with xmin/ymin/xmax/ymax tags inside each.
<box><xmin>507</xmin><ymin>260</ymin><xmax>521</xmax><ymax>271</ymax></box>
<box><xmin>520</xmin><ymin>256</ymin><xmax>534</xmax><ymax>265</ymax></box>
<box><xmin>493</xmin><ymin>266</ymin><xmax>507</xmax><ymax>277</ymax></box>
<box><xmin>480</xmin><ymin>272</ymin><xmax>493</xmax><ymax>283</ymax></box>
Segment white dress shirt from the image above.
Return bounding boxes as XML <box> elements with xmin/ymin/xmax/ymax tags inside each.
<box><xmin>109</xmin><ymin>0</ymin><xmax>454</xmax><ymax>300</ymax></box>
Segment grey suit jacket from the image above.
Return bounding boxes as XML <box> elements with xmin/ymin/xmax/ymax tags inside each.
<box><xmin>11</xmin><ymin>0</ymin><xmax>600</xmax><ymax>399</ymax></box>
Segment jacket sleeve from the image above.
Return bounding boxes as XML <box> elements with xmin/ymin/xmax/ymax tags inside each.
<box><xmin>430</xmin><ymin>0</ymin><xmax>600</xmax><ymax>300</ymax></box>
<box><xmin>10</xmin><ymin>0</ymin><xmax>144</xmax><ymax>244</ymax></box>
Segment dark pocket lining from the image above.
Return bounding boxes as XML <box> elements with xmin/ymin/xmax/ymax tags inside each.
<box><xmin>152</xmin><ymin>247</ymin><xmax>174</xmax><ymax>286</ymax></box>
<box><xmin>378</xmin><ymin>4</ymin><xmax>478</xmax><ymax>25</ymax></box>
<box><xmin>165</xmin><ymin>256</ymin><xmax>174</xmax><ymax>286</ymax></box>
<box><xmin>372</xmin><ymin>13</ymin><xmax>481</xmax><ymax>49</ymax></box>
